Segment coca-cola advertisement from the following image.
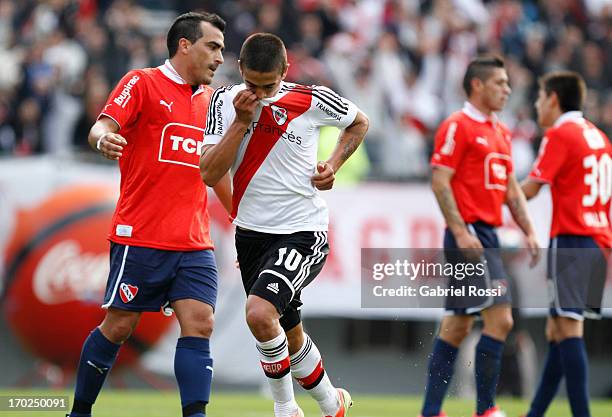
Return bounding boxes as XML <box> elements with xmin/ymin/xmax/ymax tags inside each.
<box><xmin>1</xmin><ymin>173</ymin><xmax>175</xmax><ymax>371</ymax></box>
<box><xmin>0</xmin><ymin>157</ymin><xmax>259</xmax><ymax>388</ymax></box>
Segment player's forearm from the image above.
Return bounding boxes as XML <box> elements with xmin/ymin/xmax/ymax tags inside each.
<box><xmin>200</xmin><ymin>121</ymin><xmax>249</xmax><ymax>186</ymax></box>
<box><xmin>88</xmin><ymin>120</ymin><xmax>115</xmax><ymax>152</ymax></box>
<box><xmin>326</xmin><ymin>112</ymin><xmax>369</xmax><ymax>173</ymax></box>
<box><xmin>431</xmin><ymin>180</ymin><xmax>468</xmax><ymax>238</ymax></box>
<box><xmin>520</xmin><ymin>179</ymin><xmax>543</xmax><ymax>201</ymax></box>
<box><xmin>507</xmin><ymin>194</ymin><xmax>537</xmax><ymax>237</ymax></box>
<box><xmin>212</xmin><ymin>173</ymin><xmax>232</xmax><ymax>214</ymax></box>
<box><xmin>507</xmin><ymin>179</ymin><xmax>537</xmax><ymax>237</ymax></box>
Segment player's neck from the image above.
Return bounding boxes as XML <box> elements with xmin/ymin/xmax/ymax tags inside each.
<box><xmin>467</xmin><ymin>99</ymin><xmax>494</xmax><ymax>117</ymax></box>
<box><xmin>550</xmin><ymin>108</ymin><xmax>565</xmax><ymax>125</ymax></box>
<box><xmin>169</xmin><ymin>57</ymin><xmax>195</xmax><ymax>86</ymax></box>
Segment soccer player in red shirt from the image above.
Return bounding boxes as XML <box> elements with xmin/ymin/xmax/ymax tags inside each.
<box><xmin>67</xmin><ymin>12</ymin><xmax>228</xmax><ymax>417</ymax></box>
<box><xmin>421</xmin><ymin>56</ymin><xmax>539</xmax><ymax>417</ymax></box>
<box><xmin>521</xmin><ymin>71</ymin><xmax>611</xmax><ymax>417</ymax></box>
<box><xmin>200</xmin><ymin>33</ymin><xmax>368</xmax><ymax>417</ymax></box>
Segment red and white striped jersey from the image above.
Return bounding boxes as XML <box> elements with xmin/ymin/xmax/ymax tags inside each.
<box><xmin>204</xmin><ymin>81</ymin><xmax>359</xmax><ymax>233</ymax></box>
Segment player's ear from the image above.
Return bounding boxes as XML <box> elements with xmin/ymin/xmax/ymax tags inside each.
<box><xmin>178</xmin><ymin>37</ymin><xmax>191</xmax><ymax>55</ymax></box>
<box><xmin>550</xmin><ymin>91</ymin><xmax>560</xmax><ymax>109</ymax></box>
<box><xmin>470</xmin><ymin>77</ymin><xmax>483</xmax><ymax>95</ymax></box>
<box><xmin>280</xmin><ymin>63</ymin><xmax>289</xmax><ymax>80</ymax></box>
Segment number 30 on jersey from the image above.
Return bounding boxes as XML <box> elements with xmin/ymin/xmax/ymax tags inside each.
<box><xmin>583</xmin><ymin>127</ymin><xmax>612</xmax><ymax>207</ymax></box>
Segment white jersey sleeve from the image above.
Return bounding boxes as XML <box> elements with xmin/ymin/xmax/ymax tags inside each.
<box><xmin>309</xmin><ymin>85</ymin><xmax>359</xmax><ymax>129</ymax></box>
<box><xmin>204</xmin><ymin>84</ymin><xmax>239</xmax><ymax>145</ymax></box>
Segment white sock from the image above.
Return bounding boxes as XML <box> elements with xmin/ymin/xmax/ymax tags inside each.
<box><xmin>257</xmin><ymin>332</ymin><xmax>298</xmax><ymax>417</ymax></box>
<box><xmin>290</xmin><ymin>333</ymin><xmax>339</xmax><ymax>416</ymax></box>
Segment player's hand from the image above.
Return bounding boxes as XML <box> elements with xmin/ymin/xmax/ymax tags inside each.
<box><xmin>312</xmin><ymin>161</ymin><xmax>335</xmax><ymax>190</ymax></box>
<box><xmin>98</xmin><ymin>132</ymin><xmax>127</xmax><ymax>160</ymax></box>
<box><xmin>525</xmin><ymin>233</ymin><xmax>540</xmax><ymax>268</ymax></box>
<box><xmin>454</xmin><ymin>229</ymin><xmax>484</xmax><ymax>260</ymax></box>
<box><xmin>233</xmin><ymin>89</ymin><xmax>259</xmax><ymax>125</ymax></box>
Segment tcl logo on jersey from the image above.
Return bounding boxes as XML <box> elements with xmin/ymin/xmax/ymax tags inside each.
<box><xmin>491</xmin><ymin>163</ymin><xmax>507</xmax><ymax>180</ymax></box>
<box><xmin>158</xmin><ymin>123</ymin><xmax>205</xmax><ymax>169</ymax></box>
<box><xmin>484</xmin><ymin>153</ymin><xmax>511</xmax><ymax>190</ymax></box>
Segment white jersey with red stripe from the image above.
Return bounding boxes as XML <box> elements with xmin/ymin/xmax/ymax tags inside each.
<box><xmin>204</xmin><ymin>81</ymin><xmax>359</xmax><ymax>233</ymax></box>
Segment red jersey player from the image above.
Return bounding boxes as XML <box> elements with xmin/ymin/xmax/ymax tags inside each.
<box><xmin>421</xmin><ymin>56</ymin><xmax>539</xmax><ymax>417</ymax></box>
<box><xmin>521</xmin><ymin>71</ymin><xmax>611</xmax><ymax>417</ymax></box>
<box><xmin>67</xmin><ymin>12</ymin><xmax>228</xmax><ymax>417</ymax></box>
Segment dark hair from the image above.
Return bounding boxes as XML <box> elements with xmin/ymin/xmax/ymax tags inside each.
<box><xmin>462</xmin><ymin>55</ymin><xmax>505</xmax><ymax>96</ymax></box>
<box><xmin>239</xmin><ymin>33</ymin><xmax>287</xmax><ymax>73</ymax></box>
<box><xmin>539</xmin><ymin>71</ymin><xmax>586</xmax><ymax>112</ymax></box>
<box><xmin>167</xmin><ymin>12</ymin><xmax>225</xmax><ymax>58</ymax></box>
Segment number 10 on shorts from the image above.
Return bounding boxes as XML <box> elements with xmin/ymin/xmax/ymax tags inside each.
<box><xmin>275</xmin><ymin>247</ymin><xmax>303</xmax><ymax>271</ymax></box>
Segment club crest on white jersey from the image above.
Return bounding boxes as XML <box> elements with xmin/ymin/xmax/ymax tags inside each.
<box><xmin>271</xmin><ymin>105</ymin><xmax>288</xmax><ymax>126</ymax></box>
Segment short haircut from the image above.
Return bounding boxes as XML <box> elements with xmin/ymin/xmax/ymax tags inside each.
<box><xmin>539</xmin><ymin>71</ymin><xmax>586</xmax><ymax>112</ymax></box>
<box><xmin>167</xmin><ymin>12</ymin><xmax>226</xmax><ymax>58</ymax></box>
<box><xmin>462</xmin><ymin>55</ymin><xmax>505</xmax><ymax>96</ymax></box>
<box><xmin>239</xmin><ymin>33</ymin><xmax>287</xmax><ymax>73</ymax></box>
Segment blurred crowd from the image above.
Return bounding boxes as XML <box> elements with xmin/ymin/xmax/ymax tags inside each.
<box><xmin>0</xmin><ymin>0</ymin><xmax>610</xmax><ymax>180</ymax></box>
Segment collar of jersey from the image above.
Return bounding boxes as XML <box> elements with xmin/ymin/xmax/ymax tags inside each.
<box><xmin>159</xmin><ymin>59</ymin><xmax>187</xmax><ymax>84</ymax></box>
<box><xmin>462</xmin><ymin>101</ymin><xmax>498</xmax><ymax>125</ymax></box>
<box><xmin>257</xmin><ymin>81</ymin><xmax>288</xmax><ymax>106</ymax></box>
<box><xmin>158</xmin><ymin>59</ymin><xmax>205</xmax><ymax>95</ymax></box>
<box><xmin>554</xmin><ymin>111</ymin><xmax>583</xmax><ymax>128</ymax></box>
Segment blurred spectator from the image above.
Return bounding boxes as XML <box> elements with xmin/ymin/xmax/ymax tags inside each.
<box><xmin>0</xmin><ymin>0</ymin><xmax>609</xmax><ymax>182</ymax></box>
<box><xmin>0</xmin><ymin>98</ymin><xmax>16</xmax><ymax>154</ymax></box>
<box><xmin>14</xmin><ymin>97</ymin><xmax>43</xmax><ymax>155</ymax></box>
<box><xmin>72</xmin><ymin>69</ymin><xmax>110</xmax><ymax>153</ymax></box>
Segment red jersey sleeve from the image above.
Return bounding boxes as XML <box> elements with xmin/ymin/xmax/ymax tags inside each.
<box><xmin>98</xmin><ymin>70</ymin><xmax>146</xmax><ymax>130</ymax></box>
<box><xmin>529</xmin><ymin>131</ymin><xmax>567</xmax><ymax>183</ymax></box>
<box><xmin>430</xmin><ymin>117</ymin><xmax>469</xmax><ymax>171</ymax></box>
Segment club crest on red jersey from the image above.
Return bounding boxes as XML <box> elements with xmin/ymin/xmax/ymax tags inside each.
<box><xmin>271</xmin><ymin>105</ymin><xmax>288</xmax><ymax>126</ymax></box>
<box><xmin>120</xmin><ymin>283</ymin><xmax>139</xmax><ymax>303</ymax></box>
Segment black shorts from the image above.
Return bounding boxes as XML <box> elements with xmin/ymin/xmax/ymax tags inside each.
<box><xmin>235</xmin><ymin>227</ymin><xmax>329</xmax><ymax>331</ymax></box>
<box><xmin>443</xmin><ymin>222</ymin><xmax>511</xmax><ymax>315</ymax></box>
<box><xmin>548</xmin><ymin>235</ymin><xmax>607</xmax><ymax>320</ymax></box>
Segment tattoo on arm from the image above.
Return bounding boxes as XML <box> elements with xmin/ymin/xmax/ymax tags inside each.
<box><xmin>507</xmin><ymin>176</ymin><xmax>535</xmax><ymax>235</ymax></box>
<box><xmin>434</xmin><ymin>186</ymin><xmax>466</xmax><ymax>232</ymax></box>
<box><xmin>339</xmin><ymin>135</ymin><xmax>361</xmax><ymax>164</ymax></box>
<box><xmin>507</xmin><ymin>195</ymin><xmax>533</xmax><ymax>235</ymax></box>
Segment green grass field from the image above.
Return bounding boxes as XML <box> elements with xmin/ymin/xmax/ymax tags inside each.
<box><xmin>1</xmin><ymin>390</ymin><xmax>611</xmax><ymax>417</ymax></box>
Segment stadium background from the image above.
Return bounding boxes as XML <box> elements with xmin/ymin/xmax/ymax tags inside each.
<box><xmin>0</xmin><ymin>0</ymin><xmax>611</xmax><ymax>410</ymax></box>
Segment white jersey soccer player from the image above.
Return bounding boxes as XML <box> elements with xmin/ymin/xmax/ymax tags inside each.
<box><xmin>204</xmin><ymin>82</ymin><xmax>358</xmax><ymax>233</ymax></box>
<box><xmin>200</xmin><ymin>33</ymin><xmax>368</xmax><ymax>417</ymax></box>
